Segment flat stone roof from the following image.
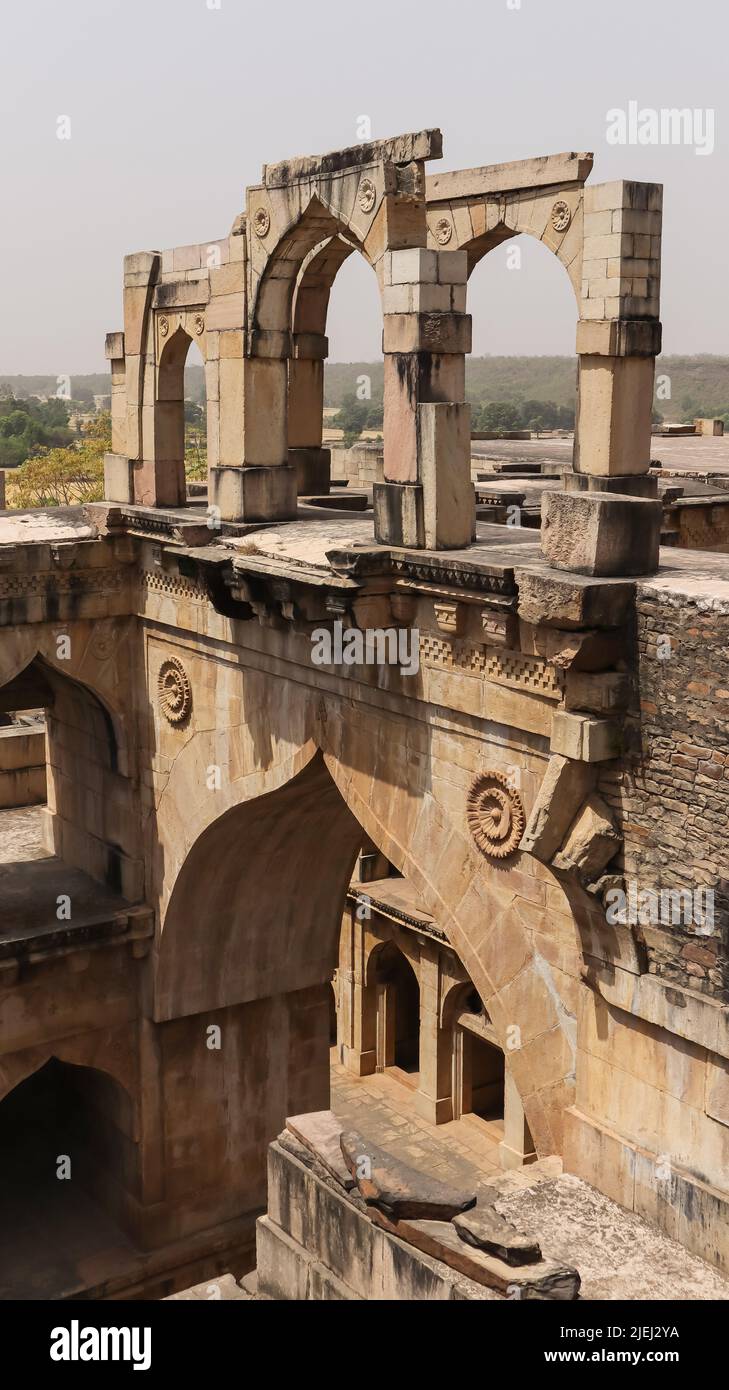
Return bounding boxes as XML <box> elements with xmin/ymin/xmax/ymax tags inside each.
<box><xmin>471</xmin><ymin>433</ymin><xmax>729</xmax><ymax>476</ymax></box>
<box><xmin>0</xmin><ymin>508</ymin><xmax>95</xmax><ymax>546</ymax></box>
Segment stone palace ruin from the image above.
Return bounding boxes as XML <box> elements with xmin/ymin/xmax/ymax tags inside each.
<box><xmin>1</xmin><ymin>128</ymin><xmax>728</xmax><ymax>1300</ymax></box>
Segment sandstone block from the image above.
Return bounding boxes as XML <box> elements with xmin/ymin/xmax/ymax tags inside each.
<box><xmin>103</xmin><ymin>452</ymin><xmax>133</xmax><ymax>504</ymax></box>
<box><xmin>552</xmin><ymin>792</ymin><xmax>621</xmax><ymax>880</ymax></box>
<box><xmin>564</xmin><ymin>670</ymin><xmax>631</xmax><ymax>715</ymax></box>
<box><xmin>209</xmin><ymin>463</ymin><xmax>297</xmax><ymax>523</ymax></box>
<box><xmin>289</xmin><ymin>447</ymin><xmax>331</xmax><ymax>495</ymax></box>
<box><xmin>386</xmin><ymin>248</ymin><xmax>438</xmax><ymax>285</ymax></box>
<box><xmin>541</xmin><ymin>491</ymin><xmax>661</xmax><ymax>577</ymax></box>
<box><xmin>373</xmin><ymin>481</ymin><xmax>424</xmax><ymax>548</ymax></box>
<box><xmin>418</xmin><ymin>402</ymin><xmax>475</xmax><ymax>550</ymax></box>
<box><xmin>516</xmin><ymin>567</ymin><xmax>635</xmax><ymax>630</ymax></box>
<box><xmin>550</xmin><ymin>711</ymin><xmax>621</xmax><ymax>763</ymax></box>
<box><xmin>104</xmin><ymin>331</ymin><xmax>125</xmax><ymax>361</ymax></box>
<box><xmin>383</xmin><ymin>312</ymin><xmax>472</xmax><ymax>355</ymax></box>
<box><xmin>520</xmin><ymin>754</ymin><xmax>595</xmax><ymax>862</ymax></box>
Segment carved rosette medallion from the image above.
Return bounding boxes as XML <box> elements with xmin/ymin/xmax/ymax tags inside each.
<box><xmin>358</xmin><ymin>178</ymin><xmax>377</xmax><ymax>214</ymax></box>
<box><xmin>159</xmin><ymin>316</ymin><xmax>169</xmax><ymax>337</ymax></box>
<box><xmin>193</xmin><ymin>313</ymin><xmax>205</xmax><ymax>336</ymax></box>
<box><xmin>467</xmin><ymin>770</ymin><xmax>525</xmax><ymax>860</ymax></box>
<box><xmin>158</xmin><ymin>657</ymin><xmax>192</xmax><ymax>725</ymax></box>
<box><xmin>434</xmin><ymin>217</ymin><xmax>453</xmax><ymax>245</ymax></box>
<box><xmin>253</xmin><ymin>207</ymin><xmax>271</xmax><ymax>238</ymax></box>
<box><xmin>550</xmin><ymin>200</ymin><xmax>571</xmax><ymax>232</ymax></box>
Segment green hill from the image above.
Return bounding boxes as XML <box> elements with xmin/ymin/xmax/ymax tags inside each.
<box><xmin>5</xmin><ymin>356</ymin><xmax>729</xmax><ymax>422</ymax></box>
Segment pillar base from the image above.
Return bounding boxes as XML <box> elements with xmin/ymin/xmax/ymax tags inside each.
<box><xmin>289</xmin><ymin>447</ymin><xmax>331</xmax><ymax>496</ymax></box>
<box><xmin>374</xmin><ymin>481</ymin><xmax>425</xmax><ymax>548</ymax></box>
<box><xmin>103</xmin><ymin>452</ymin><xmax>133</xmax><ymax>504</ymax></box>
<box><xmin>340</xmin><ymin>1046</ymin><xmax>376</xmax><ymax>1078</ymax></box>
<box><xmin>566</xmin><ymin>472</ymin><xmax>658</xmax><ymax>499</ymax></box>
<box><xmin>209</xmin><ymin>464</ymin><xmax>297</xmax><ymax>523</ymax></box>
<box><xmin>413</xmin><ymin>1089</ymin><xmax>454</xmax><ymax>1125</ymax></box>
<box><xmin>542</xmin><ymin>489</ymin><xmax>662</xmax><ymax>577</ymax></box>
<box><xmin>498</xmin><ymin>1139</ymin><xmax>538</xmax><ymax>1170</ymax></box>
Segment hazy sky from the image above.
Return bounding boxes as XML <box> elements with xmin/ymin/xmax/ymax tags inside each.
<box><xmin>1</xmin><ymin>0</ymin><xmax>726</xmax><ymax>374</ymax></box>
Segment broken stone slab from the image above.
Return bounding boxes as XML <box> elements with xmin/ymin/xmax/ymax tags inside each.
<box><xmin>369</xmin><ymin>1211</ymin><xmax>579</xmax><ymax>1300</ymax></box>
<box><xmin>552</xmin><ymin>791</ymin><xmax>621</xmax><ymax>881</ymax></box>
<box><xmin>452</xmin><ymin>1206</ymin><xmax>542</xmax><ymax>1266</ymax></box>
<box><xmin>286</xmin><ymin>1111</ymin><xmax>355</xmax><ymax>1190</ymax></box>
<box><xmin>340</xmin><ymin>1128</ymin><xmax>476</xmax><ymax>1221</ymax></box>
<box><xmin>519</xmin><ymin>754</ymin><xmax>595</xmax><ymax>863</ymax></box>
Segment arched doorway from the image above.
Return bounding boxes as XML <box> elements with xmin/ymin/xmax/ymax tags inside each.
<box><xmin>154</xmin><ymin>323</ymin><xmax>208</xmax><ymax>506</ymax></box>
<box><xmin>0</xmin><ymin>1058</ymin><xmax>136</xmax><ymax>1299</ymax></box>
<box><xmin>370</xmin><ymin>940</ymin><xmax>421</xmax><ymax>1083</ymax></box>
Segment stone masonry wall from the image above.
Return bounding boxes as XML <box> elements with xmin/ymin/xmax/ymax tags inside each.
<box><xmin>598</xmin><ymin>586</ymin><xmax>729</xmax><ymax>1002</ymax></box>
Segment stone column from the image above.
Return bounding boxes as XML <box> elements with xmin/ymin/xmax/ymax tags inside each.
<box><xmin>340</xmin><ymin>908</ymin><xmax>377</xmax><ymax>1077</ymax></box>
<box><xmin>376</xmin><ymin>981</ymin><xmax>396</xmax><ymax>1070</ymax></box>
<box><xmin>288</xmin><ymin>332</ymin><xmax>331</xmax><ymax>495</ymax></box>
<box><xmin>543</xmin><ymin>181</ymin><xmax>663</xmax><ymax>577</ymax></box>
<box><xmin>103</xmin><ymin>330</ymin><xmax>133</xmax><ymax>502</ymax></box>
<box><xmin>414</xmin><ymin>944</ymin><xmax>453</xmax><ymax>1123</ymax></box>
<box><xmin>374</xmin><ymin>249</ymin><xmax>475</xmax><ymax>551</ymax></box>
<box><xmin>498</xmin><ymin>1064</ymin><xmax>537</xmax><ymax>1170</ymax></box>
<box><xmin>118</xmin><ymin>251</ymin><xmax>190</xmax><ymax>509</ymax></box>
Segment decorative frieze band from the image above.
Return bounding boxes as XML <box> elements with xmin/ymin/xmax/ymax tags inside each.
<box><xmin>420</xmin><ymin>635</ymin><xmax>563</xmax><ymax>700</ymax></box>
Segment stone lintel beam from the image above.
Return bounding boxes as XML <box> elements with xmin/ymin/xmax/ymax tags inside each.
<box><xmin>262</xmin><ymin>129</ymin><xmax>443</xmax><ymax>186</ymax></box>
<box><xmin>153</xmin><ymin>280</ymin><xmax>210</xmax><ymax>310</ymax></box>
<box><xmin>426</xmin><ymin>151</ymin><xmax>594</xmax><ymax>203</ymax></box>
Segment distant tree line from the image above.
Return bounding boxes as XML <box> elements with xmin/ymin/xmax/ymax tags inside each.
<box><xmin>472</xmin><ymin>399</ymin><xmax>574</xmax><ymax>433</ymax></box>
<box><xmin>0</xmin><ymin>394</ymin><xmax>75</xmax><ymax>469</ymax></box>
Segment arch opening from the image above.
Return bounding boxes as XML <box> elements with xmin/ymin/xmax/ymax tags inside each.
<box><xmin>465</xmin><ymin>233</ymin><xmax>579</xmax><ymax>502</ymax></box>
<box><xmin>155</xmin><ymin>325</ymin><xmax>208</xmax><ymax>500</ymax></box>
<box><xmin>0</xmin><ymin>1057</ymin><xmax>136</xmax><ymax>1299</ymax></box>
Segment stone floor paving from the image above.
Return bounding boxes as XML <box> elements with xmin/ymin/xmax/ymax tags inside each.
<box><xmin>330</xmin><ymin>1055</ymin><xmax>505</xmax><ymax>1203</ymax></box>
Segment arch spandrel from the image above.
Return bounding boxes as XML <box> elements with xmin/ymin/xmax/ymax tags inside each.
<box><xmin>427</xmin><ymin>185</ymin><xmax>585</xmax><ymax>305</ymax></box>
<box><xmin>151</xmin><ymin>674</ymin><xmax>578</xmax><ymax>1155</ymax></box>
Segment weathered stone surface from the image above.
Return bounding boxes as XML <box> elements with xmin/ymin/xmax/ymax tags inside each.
<box><xmin>286</xmin><ymin>1111</ymin><xmax>355</xmax><ymax>1189</ymax></box>
<box><xmin>516</xmin><ymin>566</ymin><xmax>635</xmax><ymax>630</ymax></box>
<box><xmin>340</xmin><ymin>1129</ymin><xmax>476</xmax><ymax>1221</ymax></box>
<box><xmin>564</xmin><ymin>669</ymin><xmax>631</xmax><ymax>715</ymax></box>
<box><xmin>520</xmin><ymin>754</ymin><xmax>595</xmax><ymax>862</ymax></box>
<box><xmin>452</xmin><ymin>1206</ymin><xmax>542</xmax><ymax>1265</ymax></box>
<box><xmin>372</xmin><ymin>1214</ymin><xmax>579</xmax><ymax>1299</ymax></box>
<box><xmin>551</xmin><ymin>710</ymin><xmax>622</xmax><ymax>762</ymax></box>
<box><xmin>542</xmin><ymin>490</ymin><xmax>661</xmax><ymax>577</ymax></box>
<box><xmin>552</xmin><ymin>792</ymin><xmax>621</xmax><ymax>880</ymax></box>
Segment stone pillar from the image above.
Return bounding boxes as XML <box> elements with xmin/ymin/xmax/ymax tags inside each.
<box><xmin>498</xmin><ymin>1064</ymin><xmax>537</xmax><ymax>1170</ymax></box>
<box><xmin>414</xmin><ymin>945</ymin><xmax>453</xmax><ymax>1123</ymax></box>
<box><xmin>118</xmin><ymin>251</ymin><xmax>190</xmax><ymax>509</ymax></box>
<box><xmin>340</xmin><ymin>908</ymin><xmax>377</xmax><ymax>1077</ymax></box>
<box><xmin>288</xmin><ymin>332</ymin><xmax>331</xmax><ymax>495</ymax></box>
<box><xmin>376</xmin><ymin>982</ymin><xmax>396</xmax><ymax>1070</ymax></box>
<box><xmin>209</xmin><ymin>350</ymin><xmax>297</xmax><ymax>522</ymax></box>
<box><xmin>103</xmin><ymin>330</ymin><xmax>133</xmax><ymax>502</ymax></box>
<box><xmin>544</xmin><ymin>181</ymin><xmax>663</xmax><ymax>577</ymax></box>
<box><xmin>374</xmin><ymin>249</ymin><xmax>475</xmax><ymax>551</ymax></box>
